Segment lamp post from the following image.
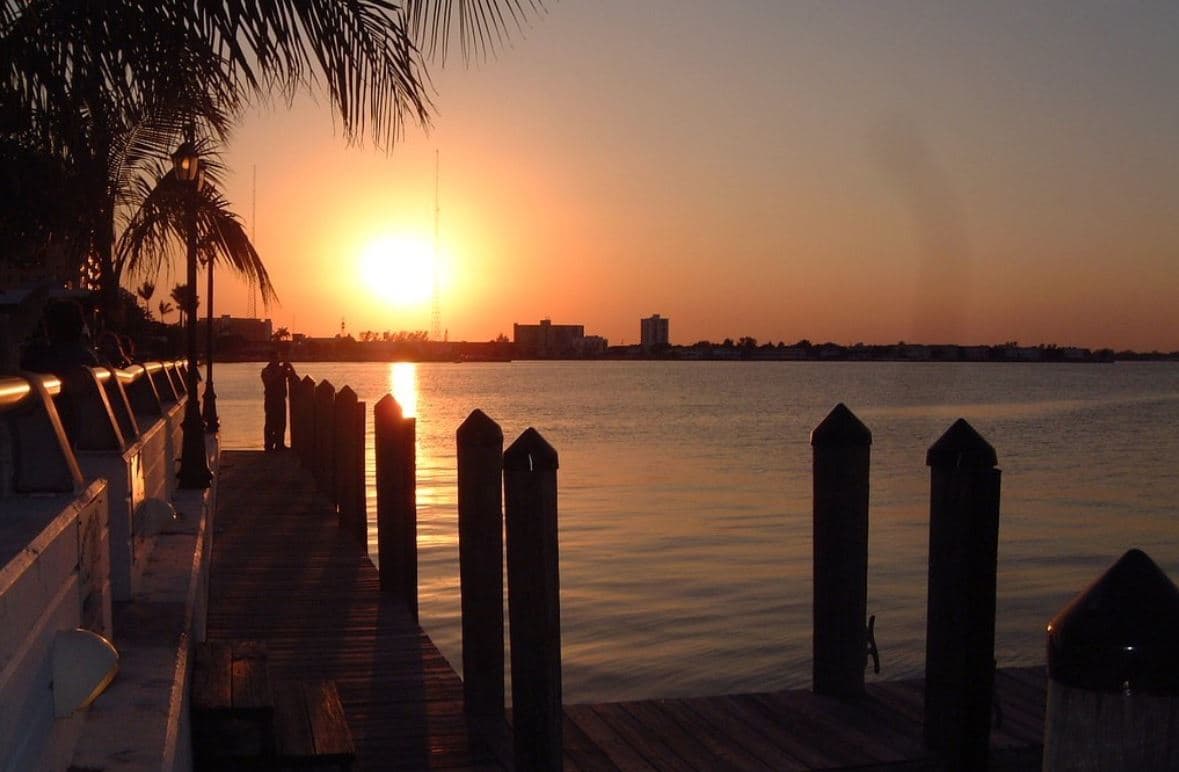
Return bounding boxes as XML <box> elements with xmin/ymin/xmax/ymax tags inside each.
<box><xmin>202</xmin><ymin>253</ymin><xmax>219</xmax><ymax>432</ymax></box>
<box><xmin>173</xmin><ymin>138</ymin><xmax>212</xmax><ymax>489</ymax></box>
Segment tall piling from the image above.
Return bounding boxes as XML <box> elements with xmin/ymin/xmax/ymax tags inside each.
<box><xmin>811</xmin><ymin>403</ymin><xmax>872</xmax><ymax>697</ymax></box>
<box><xmin>313</xmin><ymin>380</ymin><xmax>336</xmax><ymax>499</ymax></box>
<box><xmin>333</xmin><ymin>386</ymin><xmax>365</xmax><ymax>544</ymax></box>
<box><xmin>504</xmin><ymin>428</ymin><xmax>562</xmax><ymax>771</ymax></box>
<box><xmin>297</xmin><ymin>375</ymin><xmax>315</xmax><ymax>468</ymax></box>
<box><xmin>456</xmin><ymin>409</ymin><xmax>505</xmax><ymax>718</ymax></box>
<box><xmin>375</xmin><ymin>394</ymin><xmax>417</xmax><ymax>619</ymax></box>
<box><xmin>923</xmin><ymin>418</ymin><xmax>1001</xmax><ymax>770</ymax></box>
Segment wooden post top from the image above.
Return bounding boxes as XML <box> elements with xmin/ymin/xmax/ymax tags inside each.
<box><xmin>810</xmin><ymin>403</ymin><xmax>872</xmax><ymax>447</ymax></box>
<box><xmin>336</xmin><ymin>385</ymin><xmax>357</xmax><ymax>403</ymax></box>
<box><xmin>457</xmin><ymin>409</ymin><xmax>503</xmax><ymax>446</ymax></box>
<box><xmin>925</xmin><ymin>418</ymin><xmax>997</xmax><ymax>468</ymax></box>
<box><xmin>315</xmin><ymin>379</ymin><xmax>335</xmax><ymax>397</ymax></box>
<box><xmin>374</xmin><ymin>393</ymin><xmax>403</xmax><ymax>421</ymax></box>
<box><xmin>1048</xmin><ymin>548</ymin><xmax>1179</xmax><ymax>694</ymax></box>
<box><xmin>504</xmin><ymin>428</ymin><xmax>558</xmax><ymax>472</ymax></box>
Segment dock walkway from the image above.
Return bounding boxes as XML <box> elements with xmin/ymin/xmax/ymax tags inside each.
<box><xmin>207</xmin><ymin>450</ymin><xmax>1045</xmax><ymax>770</ymax></box>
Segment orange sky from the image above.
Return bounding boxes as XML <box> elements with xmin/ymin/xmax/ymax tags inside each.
<box><xmin>170</xmin><ymin>2</ymin><xmax>1178</xmax><ymax>350</ymax></box>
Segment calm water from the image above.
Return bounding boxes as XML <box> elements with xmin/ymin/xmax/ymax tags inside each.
<box><xmin>213</xmin><ymin>360</ymin><xmax>1179</xmax><ymax>703</ymax></box>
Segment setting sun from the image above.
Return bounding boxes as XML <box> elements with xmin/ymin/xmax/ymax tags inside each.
<box><xmin>359</xmin><ymin>234</ymin><xmax>436</xmax><ymax>307</ymax></box>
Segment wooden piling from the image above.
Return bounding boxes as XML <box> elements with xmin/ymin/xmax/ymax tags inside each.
<box><xmin>313</xmin><ymin>380</ymin><xmax>335</xmax><ymax>499</ymax></box>
<box><xmin>333</xmin><ymin>386</ymin><xmax>365</xmax><ymax>544</ymax></box>
<box><xmin>374</xmin><ymin>394</ymin><xmax>417</xmax><ymax>619</ymax></box>
<box><xmin>1043</xmin><ymin>548</ymin><xmax>1179</xmax><ymax>770</ymax></box>
<box><xmin>288</xmin><ymin>372</ymin><xmax>304</xmax><ymax>459</ymax></box>
<box><xmin>923</xmin><ymin>418</ymin><xmax>1001</xmax><ymax>770</ymax></box>
<box><xmin>456</xmin><ymin>409</ymin><xmax>505</xmax><ymax>718</ymax></box>
<box><xmin>296</xmin><ymin>375</ymin><xmax>315</xmax><ymax>467</ymax></box>
<box><xmin>811</xmin><ymin>403</ymin><xmax>871</xmax><ymax>698</ymax></box>
<box><xmin>504</xmin><ymin>428</ymin><xmax>562</xmax><ymax>771</ymax></box>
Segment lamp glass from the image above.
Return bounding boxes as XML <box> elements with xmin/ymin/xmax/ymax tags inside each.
<box><xmin>172</xmin><ymin>141</ymin><xmax>200</xmax><ymax>182</ymax></box>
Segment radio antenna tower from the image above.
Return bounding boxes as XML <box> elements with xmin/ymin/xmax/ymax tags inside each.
<box><xmin>247</xmin><ymin>164</ymin><xmax>258</xmax><ymax>319</ymax></box>
<box><xmin>431</xmin><ymin>150</ymin><xmax>442</xmax><ymax>341</ymax></box>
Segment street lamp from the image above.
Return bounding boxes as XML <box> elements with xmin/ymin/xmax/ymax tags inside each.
<box><xmin>202</xmin><ymin>253</ymin><xmax>219</xmax><ymax>432</ymax></box>
<box><xmin>173</xmin><ymin>138</ymin><xmax>212</xmax><ymax>489</ymax></box>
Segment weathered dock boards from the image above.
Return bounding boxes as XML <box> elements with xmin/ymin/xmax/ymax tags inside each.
<box><xmin>208</xmin><ymin>450</ymin><xmax>505</xmax><ymax>770</ymax></box>
<box><xmin>208</xmin><ymin>450</ymin><xmax>1044</xmax><ymax>770</ymax></box>
<box><xmin>560</xmin><ymin>665</ymin><xmax>1044</xmax><ymax>770</ymax></box>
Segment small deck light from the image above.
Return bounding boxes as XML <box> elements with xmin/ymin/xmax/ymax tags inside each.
<box><xmin>53</xmin><ymin>629</ymin><xmax>119</xmax><ymax>716</ymax></box>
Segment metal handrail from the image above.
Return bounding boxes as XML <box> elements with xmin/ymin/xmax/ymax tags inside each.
<box><xmin>113</xmin><ymin>366</ymin><xmax>140</xmax><ymax>385</ymax></box>
<box><xmin>1</xmin><ymin>360</ymin><xmax>182</xmax><ymax>414</ymax></box>
<box><xmin>0</xmin><ymin>373</ymin><xmax>63</xmax><ymax>413</ymax></box>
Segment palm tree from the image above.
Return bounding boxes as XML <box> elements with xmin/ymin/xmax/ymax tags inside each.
<box><xmin>117</xmin><ymin>156</ymin><xmax>275</xmax><ymax>304</ymax></box>
<box><xmin>135</xmin><ymin>281</ymin><xmax>156</xmax><ymax>315</ymax></box>
<box><xmin>158</xmin><ymin>300</ymin><xmax>175</xmax><ymax>325</ymax></box>
<box><xmin>273</xmin><ymin>327</ymin><xmax>290</xmax><ymax>342</ymax></box>
<box><xmin>170</xmin><ymin>284</ymin><xmax>196</xmax><ymax>328</ymax></box>
<box><xmin>0</xmin><ymin>2</ymin><xmax>538</xmax><ymax>320</ymax></box>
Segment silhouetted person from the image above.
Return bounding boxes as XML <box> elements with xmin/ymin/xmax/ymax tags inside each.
<box><xmin>261</xmin><ymin>356</ymin><xmax>296</xmax><ymax>450</ymax></box>
<box><xmin>21</xmin><ymin>299</ymin><xmax>100</xmax><ymax>373</ymax></box>
<box><xmin>97</xmin><ymin>330</ymin><xmax>131</xmax><ymax>368</ymax></box>
<box><xmin>119</xmin><ymin>335</ymin><xmax>138</xmax><ymax>364</ymax></box>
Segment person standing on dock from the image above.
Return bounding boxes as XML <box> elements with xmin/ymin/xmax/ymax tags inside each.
<box><xmin>261</xmin><ymin>355</ymin><xmax>296</xmax><ymax>450</ymax></box>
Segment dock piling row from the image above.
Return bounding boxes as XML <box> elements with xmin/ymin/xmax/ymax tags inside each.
<box><xmin>280</xmin><ymin>376</ymin><xmax>1179</xmax><ymax>769</ymax></box>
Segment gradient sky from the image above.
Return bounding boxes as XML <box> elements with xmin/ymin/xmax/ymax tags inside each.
<box><xmin>195</xmin><ymin>1</ymin><xmax>1178</xmax><ymax>350</ymax></box>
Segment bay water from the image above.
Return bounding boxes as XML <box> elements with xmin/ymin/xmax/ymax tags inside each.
<box><xmin>212</xmin><ymin>360</ymin><xmax>1179</xmax><ymax>703</ymax></box>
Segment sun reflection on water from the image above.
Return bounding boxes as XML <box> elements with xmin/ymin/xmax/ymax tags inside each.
<box><xmin>390</xmin><ymin>362</ymin><xmax>417</xmax><ymax>418</ymax></box>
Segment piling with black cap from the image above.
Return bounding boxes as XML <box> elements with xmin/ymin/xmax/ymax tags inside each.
<box><xmin>923</xmin><ymin>418</ymin><xmax>1001</xmax><ymax>770</ymax></box>
<box><xmin>1043</xmin><ymin>548</ymin><xmax>1179</xmax><ymax>770</ymax></box>
<box><xmin>811</xmin><ymin>403</ymin><xmax>872</xmax><ymax>697</ymax></box>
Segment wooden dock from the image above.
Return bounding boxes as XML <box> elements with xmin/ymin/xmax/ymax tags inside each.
<box><xmin>206</xmin><ymin>450</ymin><xmax>1045</xmax><ymax>770</ymax></box>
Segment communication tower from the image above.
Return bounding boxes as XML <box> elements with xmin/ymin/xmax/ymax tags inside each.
<box><xmin>431</xmin><ymin>150</ymin><xmax>442</xmax><ymax>341</ymax></box>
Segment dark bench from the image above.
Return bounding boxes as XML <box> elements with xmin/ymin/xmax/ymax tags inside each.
<box><xmin>273</xmin><ymin>680</ymin><xmax>356</xmax><ymax>770</ymax></box>
<box><xmin>192</xmin><ymin>640</ymin><xmax>275</xmax><ymax>767</ymax></box>
<box><xmin>191</xmin><ymin>639</ymin><xmax>355</xmax><ymax>770</ymax></box>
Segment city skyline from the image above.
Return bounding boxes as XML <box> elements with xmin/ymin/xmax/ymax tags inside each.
<box><xmin>185</xmin><ymin>2</ymin><xmax>1178</xmax><ymax>351</ymax></box>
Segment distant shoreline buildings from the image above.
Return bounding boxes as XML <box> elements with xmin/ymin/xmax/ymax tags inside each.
<box><xmin>512</xmin><ymin>318</ymin><xmax>607</xmax><ymax>358</ymax></box>
<box><xmin>202</xmin><ymin>312</ymin><xmax>1171</xmax><ymax>364</ymax></box>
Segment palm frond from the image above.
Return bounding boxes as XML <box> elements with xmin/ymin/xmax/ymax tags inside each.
<box><xmin>195</xmin><ymin>184</ymin><xmax>276</xmax><ymax>305</ymax></box>
<box><xmin>404</xmin><ymin>0</ymin><xmax>544</xmax><ymax>63</ymax></box>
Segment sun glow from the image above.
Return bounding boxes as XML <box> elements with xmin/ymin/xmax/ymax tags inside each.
<box><xmin>359</xmin><ymin>234</ymin><xmax>436</xmax><ymax>307</ymax></box>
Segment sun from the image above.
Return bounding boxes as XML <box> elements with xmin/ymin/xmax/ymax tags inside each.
<box><xmin>359</xmin><ymin>234</ymin><xmax>435</xmax><ymax>306</ymax></box>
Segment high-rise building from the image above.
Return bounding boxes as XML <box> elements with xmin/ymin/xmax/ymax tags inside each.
<box><xmin>513</xmin><ymin>319</ymin><xmax>586</xmax><ymax>357</ymax></box>
<box><xmin>640</xmin><ymin>314</ymin><xmax>669</xmax><ymax>351</ymax></box>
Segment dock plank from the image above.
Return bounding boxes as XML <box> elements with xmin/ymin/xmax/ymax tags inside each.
<box><xmin>564</xmin><ymin>703</ymin><xmax>660</xmax><ymax>771</ymax></box>
<box><xmin>208</xmin><ymin>450</ymin><xmax>501</xmax><ymax>771</ymax></box>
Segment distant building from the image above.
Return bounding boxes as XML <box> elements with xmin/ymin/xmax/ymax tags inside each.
<box><xmin>574</xmin><ymin>335</ymin><xmax>609</xmax><ymax>356</ymax></box>
<box><xmin>640</xmin><ymin>314</ymin><xmax>669</xmax><ymax>351</ymax></box>
<box><xmin>513</xmin><ymin>319</ymin><xmax>586</xmax><ymax>357</ymax></box>
<box><xmin>198</xmin><ymin>314</ymin><xmax>273</xmax><ymax>343</ymax></box>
